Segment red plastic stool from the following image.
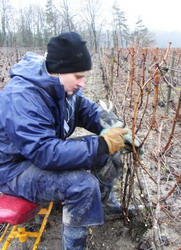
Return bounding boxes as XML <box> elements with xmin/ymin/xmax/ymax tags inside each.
<box><xmin>0</xmin><ymin>194</ymin><xmax>53</xmax><ymax>250</ymax></box>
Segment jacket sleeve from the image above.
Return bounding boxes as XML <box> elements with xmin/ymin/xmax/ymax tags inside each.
<box><xmin>76</xmin><ymin>95</ymin><xmax>103</xmax><ymax>134</ymax></box>
<box><xmin>3</xmin><ymin>90</ymin><xmax>99</xmax><ymax>171</ymax></box>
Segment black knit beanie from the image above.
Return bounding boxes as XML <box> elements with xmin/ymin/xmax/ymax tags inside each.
<box><xmin>46</xmin><ymin>32</ymin><xmax>92</xmax><ymax>74</ymax></box>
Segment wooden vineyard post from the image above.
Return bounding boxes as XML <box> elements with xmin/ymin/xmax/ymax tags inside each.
<box><xmin>166</xmin><ymin>50</ymin><xmax>176</xmax><ymax>114</ymax></box>
<box><xmin>129</xmin><ymin>46</ymin><xmax>135</xmax><ymax>107</ymax></box>
<box><xmin>152</xmin><ymin>47</ymin><xmax>159</xmax><ymax>129</ymax></box>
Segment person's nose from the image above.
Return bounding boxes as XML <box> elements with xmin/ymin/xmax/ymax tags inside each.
<box><xmin>77</xmin><ymin>78</ymin><xmax>85</xmax><ymax>88</ymax></box>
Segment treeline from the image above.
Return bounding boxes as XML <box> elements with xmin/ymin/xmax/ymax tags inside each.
<box><xmin>0</xmin><ymin>0</ymin><xmax>155</xmax><ymax>50</ymax></box>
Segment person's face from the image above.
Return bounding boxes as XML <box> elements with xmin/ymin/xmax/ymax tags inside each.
<box><xmin>59</xmin><ymin>72</ymin><xmax>86</xmax><ymax>95</ymax></box>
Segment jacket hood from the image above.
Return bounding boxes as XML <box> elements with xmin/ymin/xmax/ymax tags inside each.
<box><xmin>10</xmin><ymin>52</ymin><xmax>64</xmax><ymax>101</ymax></box>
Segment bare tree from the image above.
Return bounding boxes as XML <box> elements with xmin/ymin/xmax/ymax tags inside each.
<box><xmin>59</xmin><ymin>0</ymin><xmax>76</xmax><ymax>32</ymax></box>
<box><xmin>13</xmin><ymin>5</ymin><xmax>39</xmax><ymax>47</ymax></box>
<box><xmin>45</xmin><ymin>0</ymin><xmax>59</xmax><ymax>39</ymax></box>
<box><xmin>130</xmin><ymin>17</ymin><xmax>155</xmax><ymax>47</ymax></box>
<box><xmin>112</xmin><ymin>1</ymin><xmax>130</xmax><ymax>47</ymax></box>
<box><xmin>80</xmin><ymin>0</ymin><xmax>103</xmax><ymax>52</ymax></box>
<box><xmin>31</xmin><ymin>5</ymin><xmax>46</xmax><ymax>47</ymax></box>
<box><xmin>0</xmin><ymin>0</ymin><xmax>156</xmax><ymax>49</ymax></box>
<box><xmin>0</xmin><ymin>0</ymin><xmax>13</xmax><ymax>46</ymax></box>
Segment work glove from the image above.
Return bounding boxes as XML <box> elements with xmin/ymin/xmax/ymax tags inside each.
<box><xmin>95</xmin><ymin>152</ymin><xmax>124</xmax><ymax>183</ymax></box>
<box><xmin>99</xmin><ymin>101</ymin><xmax>143</xmax><ymax>157</ymax></box>
<box><xmin>100</xmin><ymin>127</ymin><xmax>129</xmax><ymax>155</ymax></box>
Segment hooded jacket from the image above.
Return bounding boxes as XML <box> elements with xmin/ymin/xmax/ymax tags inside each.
<box><xmin>0</xmin><ymin>52</ymin><xmax>104</xmax><ymax>185</ymax></box>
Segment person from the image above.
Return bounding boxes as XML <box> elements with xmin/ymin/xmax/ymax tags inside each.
<box><xmin>0</xmin><ymin>32</ymin><xmax>132</xmax><ymax>250</ymax></box>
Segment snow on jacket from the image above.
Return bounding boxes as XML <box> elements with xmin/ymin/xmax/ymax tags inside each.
<box><xmin>0</xmin><ymin>52</ymin><xmax>104</xmax><ymax>185</ymax></box>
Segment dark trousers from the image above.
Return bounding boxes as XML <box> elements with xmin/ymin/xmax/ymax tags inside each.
<box><xmin>0</xmin><ymin>165</ymin><xmax>104</xmax><ymax>227</ymax></box>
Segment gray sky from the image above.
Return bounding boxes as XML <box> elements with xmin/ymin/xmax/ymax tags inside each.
<box><xmin>12</xmin><ymin>0</ymin><xmax>181</xmax><ymax>32</ymax></box>
<box><xmin>105</xmin><ymin>0</ymin><xmax>181</xmax><ymax>32</ymax></box>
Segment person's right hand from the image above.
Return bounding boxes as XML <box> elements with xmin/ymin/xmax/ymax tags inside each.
<box><xmin>100</xmin><ymin>127</ymin><xmax>129</xmax><ymax>155</ymax></box>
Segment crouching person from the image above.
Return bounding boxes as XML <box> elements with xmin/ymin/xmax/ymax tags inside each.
<box><xmin>0</xmin><ymin>32</ymin><xmax>129</xmax><ymax>249</ymax></box>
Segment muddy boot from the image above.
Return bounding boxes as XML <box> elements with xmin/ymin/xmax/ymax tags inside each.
<box><xmin>62</xmin><ymin>224</ymin><xmax>88</xmax><ymax>250</ymax></box>
<box><xmin>101</xmin><ymin>184</ymin><xmax>138</xmax><ymax>220</ymax></box>
<box><xmin>101</xmin><ymin>182</ymin><xmax>122</xmax><ymax>216</ymax></box>
<box><xmin>103</xmin><ymin>190</ymin><xmax>121</xmax><ymax>215</ymax></box>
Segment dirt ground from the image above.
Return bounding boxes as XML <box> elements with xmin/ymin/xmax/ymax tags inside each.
<box><xmin>0</xmin><ymin>48</ymin><xmax>181</xmax><ymax>249</ymax></box>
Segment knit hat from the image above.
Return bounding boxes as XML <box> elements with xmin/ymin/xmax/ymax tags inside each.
<box><xmin>46</xmin><ymin>32</ymin><xmax>92</xmax><ymax>74</ymax></box>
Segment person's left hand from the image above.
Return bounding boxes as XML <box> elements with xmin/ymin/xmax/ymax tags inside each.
<box><xmin>99</xmin><ymin>100</ymin><xmax>144</xmax><ymax>158</ymax></box>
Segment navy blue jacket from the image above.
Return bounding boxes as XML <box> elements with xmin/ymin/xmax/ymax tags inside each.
<box><xmin>0</xmin><ymin>52</ymin><xmax>104</xmax><ymax>185</ymax></box>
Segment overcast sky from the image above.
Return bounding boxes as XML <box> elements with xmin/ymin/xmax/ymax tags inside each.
<box><xmin>12</xmin><ymin>0</ymin><xmax>181</xmax><ymax>32</ymax></box>
<box><xmin>105</xmin><ymin>0</ymin><xmax>181</xmax><ymax>32</ymax></box>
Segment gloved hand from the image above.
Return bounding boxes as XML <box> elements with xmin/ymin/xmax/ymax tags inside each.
<box><xmin>99</xmin><ymin>100</ymin><xmax>144</xmax><ymax>158</ymax></box>
<box><xmin>101</xmin><ymin>127</ymin><xmax>129</xmax><ymax>155</ymax></box>
<box><xmin>123</xmin><ymin>130</ymin><xmax>141</xmax><ymax>148</ymax></box>
<box><xmin>102</xmin><ymin>126</ymin><xmax>142</xmax><ymax>150</ymax></box>
<box><xmin>123</xmin><ymin>130</ymin><xmax>144</xmax><ymax>159</ymax></box>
